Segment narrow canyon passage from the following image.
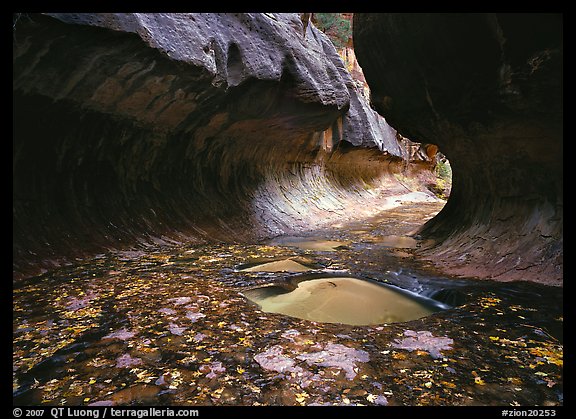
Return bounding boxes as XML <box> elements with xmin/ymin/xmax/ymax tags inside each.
<box><xmin>13</xmin><ymin>13</ymin><xmax>562</xmax><ymax>407</ymax></box>
<box><xmin>13</xmin><ymin>201</ymin><xmax>563</xmax><ymax>406</ymax></box>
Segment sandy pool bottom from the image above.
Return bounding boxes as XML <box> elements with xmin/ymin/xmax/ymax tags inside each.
<box><xmin>243</xmin><ymin>277</ymin><xmax>438</xmax><ymax>326</ymax></box>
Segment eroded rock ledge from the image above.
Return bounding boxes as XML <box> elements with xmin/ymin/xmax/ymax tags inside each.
<box><xmin>13</xmin><ymin>13</ymin><xmax>435</xmax><ymax>280</ymax></box>
<box><xmin>353</xmin><ymin>13</ymin><xmax>562</xmax><ymax>285</ymax></box>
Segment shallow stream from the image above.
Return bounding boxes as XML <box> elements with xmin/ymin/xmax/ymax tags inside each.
<box><xmin>13</xmin><ymin>202</ymin><xmax>563</xmax><ymax>406</ymax></box>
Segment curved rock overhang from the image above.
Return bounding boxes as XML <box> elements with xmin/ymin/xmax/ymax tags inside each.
<box><xmin>353</xmin><ymin>13</ymin><xmax>562</xmax><ymax>285</ymax></box>
<box><xmin>13</xmin><ymin>13</ymin><xmax>432</xmax><ymax>280</ymax></box>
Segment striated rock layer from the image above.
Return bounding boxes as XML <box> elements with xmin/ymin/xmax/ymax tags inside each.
<box><xmin>354</xmin><ymin>13</ymin><xmax>562</xmax><ymax>285</ymax></box>
<box><xmin>13</xmin><ymin>13</ymin><xmax>435</xmax><ymax>280</ymax></box>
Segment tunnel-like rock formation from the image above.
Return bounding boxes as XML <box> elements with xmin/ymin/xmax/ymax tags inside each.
<box><xmin>13</xmin><ymin>13</ymin><xmax>436</xmax><ymax>280</ymax></box>
<box><xmin>353</xmin><ymin>13</ymin><xmax>562</xmax><ymax>285</ymax></box>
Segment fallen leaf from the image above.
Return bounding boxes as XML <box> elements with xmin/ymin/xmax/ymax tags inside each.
<box><xmin>295</xmin><ymin>392</ymin><xmax>309</xmax><ymax>403</ymax></box>
<box><xmin>544</xmin><ymin>378</ymin><xmax>556</xmax><ymax>388</ymax></box>
<box><xmin>440</xmin><ymin>381</ymin><xmax>456</xmax><ymax>389</ymax></box>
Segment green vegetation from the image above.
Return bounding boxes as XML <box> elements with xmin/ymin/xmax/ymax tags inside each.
<box><xmin>313</xmin><ymin>13</ymin><xmax>351</xmax><ymax>49</ymax></box>
<box><xmin>435</xmin><ymin>160</ymin><xmax>452</xmax><ymax>181</ymax></box>
<box><xmin>432</xmin><ymin>160</ymin><xmax>452</xmax><ymax>200</ymax></box>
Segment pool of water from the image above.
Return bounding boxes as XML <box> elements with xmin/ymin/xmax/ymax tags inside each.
<box><xmin>243</xmin><ymin>276</ymin><xmax>446</xmax><ymax>325</ymax></box>
<box><xmin>13</xmin><ymin>202</ymin><xmax>563</xmax><ymax>406</ymax></box>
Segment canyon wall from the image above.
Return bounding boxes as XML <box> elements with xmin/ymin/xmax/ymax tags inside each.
<box><xmin>13</xmin><ymin>13</ymin><xmax>434</xmax><ymax>280</ymax></box>
<box><xmin>354</xmin><ymin>13</ymin><xmax>563</xmax><ymax>285</ymax></box>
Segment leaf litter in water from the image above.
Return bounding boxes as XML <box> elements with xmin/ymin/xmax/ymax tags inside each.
<box><xmin>12</xmin><ymin>207</ymin><xmax>563</xmax><ymax>407</ymax></box>
<box><xmin>103</xmin><ymin>328</ymin><xmax>136</xmax><ymax>341</ymax></box>
<box><xmin>391</xmin><ymin>330</ymin><xmax>453</xmax><ymax>359</ymax></box>
<box><xmin>115</xmin><ymin>354</ymin><xmax>144</xmax><ymax>368</ymax></box>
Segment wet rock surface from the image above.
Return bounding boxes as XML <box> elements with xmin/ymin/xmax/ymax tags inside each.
<box><xmin>13</xmin><ymin>202</ymin><xmax>563</xmax><ymax>406</ymax></box>
<box><xmin>353</xmin><ymin>13</ymin><xmax>563</xmax><ymax>285</ymax></box>
<box><xmin>13</xmin><ymin>13</ymin><xmax>432</xmax><ymax>280</ymax></box>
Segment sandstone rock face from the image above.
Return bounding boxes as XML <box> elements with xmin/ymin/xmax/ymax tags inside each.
<box><xmin>354</xmin><ymin>13</ymin><xmax>562</xmax><ymax>285</ymax></box>
<box><xmin>13</xmin><ymin>13</ymin><xmax>422</xmax><ymax>279</ymax></box>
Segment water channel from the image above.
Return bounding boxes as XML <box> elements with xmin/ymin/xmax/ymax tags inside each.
<box><xmin>13</xmin><ymin>201</ymin><xmax>563</xmax><ymax>406</ymax></box>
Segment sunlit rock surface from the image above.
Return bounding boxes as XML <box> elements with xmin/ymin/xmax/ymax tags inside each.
<box><xmin>353</xmin><ymin>13</ymin><xmax>562</xmax><ymax>285</ymax></box>
<box><xmin>239</xmin><ymin>259</ymin><xmax>312</xmax><ymax>272</ymax></box>
<box><xmin>13</xmin><ymin>13</ymin><xmax>436</xmax><ymax>280</ymax></box>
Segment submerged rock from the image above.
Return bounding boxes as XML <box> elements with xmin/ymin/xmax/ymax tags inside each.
<box><xmin>185</xmin><ymin>311</ymin><xmax>206</xmax><ymax>322</ymax></box>
<box><xmin>103</xmin><ymin>328</ymin><xmax>136</xmax><ymax>341</ymax></box>
<box><xmin>115</xmin><ymin>353</ymin><xmax>144</xmax><ymax>368</ymax></box>
<box><xmin>158</xmin><ymin>308</ymin><xmax>177</xmax><ymax>315</ymax></box>
<box><xmin>167</xmin><ymin>297</ymin><xmax>193</xmax><ymax>306</ymax></box>
<box><xmin>254</xmin><ymin>345</ymin><xmax>299</xmax><ymax>374</ymax></box>
<box><xmin>110</xmin><ymin>384</ymin><xmax>160</xmax><ymax>405</ymax></box>
<box><xmin>168</xmin><ymin>323</ymin><xmax>186</xmax><ymax>336</ymax></box>
<box><xmin>296</xmin><ymin>343</ymin><xmax>369</xmax><ymax>380</ymax></box>
<box><xmin>240</xmin><ymin>259</ymin><xmax>312</xmax><ymax>273</ymax></box>
<box><xmin>391</xmin><ymin>330</ymin><xmax>453</xmax><ymax>359</ymax></box>
<box><xmin>254</xmin><ymin>342</ymin><xmax>369</xmax><ymax>384</ymax></box>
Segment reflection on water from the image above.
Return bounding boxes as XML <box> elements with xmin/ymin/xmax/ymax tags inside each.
<box><xmin>243</xmin><ymin>277</ymin><xmax>442</xmax><ymax>325</ymax></box>
<box><xmin>374</xmin><ymin>235</ymin><xmax>418</xmax><ymax>248</ymax></box>
<box><xmin>13</xmin><ymin>202</ymin><xmax>563</xmax><ymax>406</ymax></box>
<box><xmin>270</xmin><ymin>237</ymin><xmax>349</xmax><ymax>251</ymax></box>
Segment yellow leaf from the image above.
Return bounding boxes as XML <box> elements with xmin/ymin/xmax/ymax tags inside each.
<box><xmin>440</xmin><ymin>381</ymin><xmax>456</xmax><ymax>389</ymax></box>
<box><xmin>424</xmin><ymin>382</ymin><xmax>433</xmax><ymax>388</ymax></box>
<box><xmin>295</xmin><ymin>392</ymin><xmax>308</xmax><ymax>403</ymax></box>
<box><xmin>236</xmin><ymin>366</ymin><xmax>245</xmax><ymax>374</ymax></box>
<box><xmin>83</xmin><ymin>397</ymin><xmax>91</xmax><ymax>402</ymax></box>
<box><xmin>489</xmin><ymin>336</ymin><xmax>500</xmax><ymax>341</ymax></box>
<box><xmin>474</xmin><ymin>377</ymin><xmax>485</xmax><ymax>385</ymax></box>
<box><xmin>89</xmin><ymin>379</ymin><xmax>96</xmax><ymax>385</ymax></box>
